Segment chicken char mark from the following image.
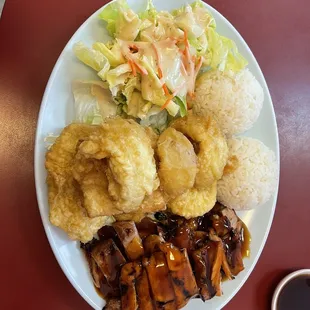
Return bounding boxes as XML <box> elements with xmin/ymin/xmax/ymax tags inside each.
<box><xmin>82</xmin><ymin>204</ymin><xmax>249</xmax><ymax>310</ymax></box>
<box><xmin>159</xmin><ymin>243</ymin><xmax>199</xmax><ymax>308</ymax></box>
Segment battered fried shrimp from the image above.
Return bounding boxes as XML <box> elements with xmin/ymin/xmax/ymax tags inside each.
<box><xmin>78</xmin><ymin>118</ymin><xmax>159</xmax><ymax>213</ymax></box>
<box><xmin>47</xmin><ymin>176</ymin><xmax>113</xmax><ymax>243</ymax></box>
<box><xmin>114</xmin><ymin>190</ymin><xmax>166</xmax><ymax>222</ymax></box>
<box><xmin>168</xmin><ymin>182</ymin><xmax>217</xmax><ymax>219</ymax></box>
<box><xmin>157</xmin><ymin>128</ymin><xmax>197</xmax><ymax>198</ymax></box>
<box><xmin>46</xmin><ymin>124</ymin><xmax>113</xmax><ymax>242</ymax></box>
<box><xmin>72</xmin><ymin>157</ymin><xmax>123</xmax><ymax>217</ymax></box>
<box><xmin>45</xmin><ymin>123</ymin><xmax>100</xmax><ymax>183</ymax></box>
<box><xmin>170</xmin><ymin>112</ymin><xmax>228</xmax><ymax>189</ymax></box>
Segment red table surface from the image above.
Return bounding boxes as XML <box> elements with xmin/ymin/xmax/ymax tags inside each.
<box><xmin>0</xmin><ymin>0</ymin><xmax>310</xmax><ymax>309</ymax></box>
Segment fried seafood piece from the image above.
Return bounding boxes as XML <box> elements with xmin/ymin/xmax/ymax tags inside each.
<box><xmin>113</xmin><ymin>221</ymin><xmax>144</xmax><ymax>260</ymax></box>
<box><xmin>143</xmin><ymin>252</ymin><xmax>177</xmax><ymax>310</ymax></box>
<box><xmin>72</xmin><ymin>157</ymin><xmax>123</xmax><ymax>217</ymax></box>
<box><xmin>47</xmin><ymin>176</ymin><xmax>112</xmax><ymax>243</ymax></box>
<box><xmin>120</xmin><ymin>262</ymin><xmax>142</xmax><ymax>310</ymax></box>
<box><xmin>157</xmin><ymin>128</ymin><xmax>197</xmax><ymax>198</ymax></box>
<box><xmin>46</xmin><ymin>124</ymin><xmax>112</xmax><ymax>242</ymax></box>
<box><xmin>78</xmin><ymin>118</ymin><xmax>159</xmax><ymax>213</ymax></box>
<box><xmin>168</xmin><ymin>182</ymin><xmax>217</xmax><ymax>219</ymax></box>
<box><xmin>91</xmin><ymin>239</ymin><xmax>126</xmax><ymax>296</ymax></box>
<box><xmin>159</xmin><ymin>243</ymin><xmax>199</xmax><ymax>308</ymax></box>
<box><xmin>114</xmin><ymin>190</ymin><xmax>166</xmax><ymax>223</ymax></box>
<box><xmin>170</xmin><ymin>112</ymin><xmax>228</xmax><ymax>189</ymax></box>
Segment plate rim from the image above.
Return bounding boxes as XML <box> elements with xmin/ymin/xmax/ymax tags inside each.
<box><xmin>34</xmin><ymin>1</ymin><xmax>280</xmax><ymax>309</ymax></box>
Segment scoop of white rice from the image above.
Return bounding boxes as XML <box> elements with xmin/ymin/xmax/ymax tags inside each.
<box><xmin>193</xmin><ymin>69</ymin><xmax>264</xmax><ymax>136</ymax></box>
<box><xmin>217</xmin><ymin>137</ymin><xmax>278</xmax><ymax>210</ymax></box>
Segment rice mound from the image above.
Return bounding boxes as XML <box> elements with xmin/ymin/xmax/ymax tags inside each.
<box><xmin>193</xmin><ymin>69</ymin><xmax>264</xmax><ymax>136</ymax></box>
<box><xmin>217</xmin><ymin>137</ymin><xmax>278</xmax><ymax>210</ymax></box>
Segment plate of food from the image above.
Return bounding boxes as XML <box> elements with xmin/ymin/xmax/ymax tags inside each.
<box><xmin>34</xmin><ymin>0</ymin><xmax>280</xmax><ymax>309</ymax></box>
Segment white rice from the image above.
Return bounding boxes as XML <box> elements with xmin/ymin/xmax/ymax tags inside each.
<box><xmin>217</xmin><ymin>137</ymin><xmax>278</xmax><ymax>210</ymax></box>
<box><xmin>193</xmin><ymin>69</ymin><xmax>264</xmax><ymax>136</ymax></box>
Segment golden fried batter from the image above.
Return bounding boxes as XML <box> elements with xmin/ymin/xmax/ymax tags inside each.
<box><xmin>157</xmin><ymin>128</ymin><xmax>197</xmax><ymax>198</ymax></box>
<box><xmin>45</xmin><ymin>123</ymin><xmax>99</xmax><ymax>183</ymax></box>
<box><xmin>114</xmin><ymin>190</ymin><xmax>166</xmax><ymax>222</ymax></box>
<box><xmin>78</xmin><ymin>118</ymin><xmax>159</xmax><ymax>213</ymax></box>
<box><xmin>46</xmin><ymin>124</ymin><xmax>114</xmax><ymax>242</ymax></box>
<box><xmin>168</xmin><ymin>182</ymin><xmax>217</xmax><ymax>219</ymax></box>
<box><xmin>72</xmin><ymin>157</ymin><xmax>123</xmax><ymax>218</ymax></box>
<box><xmin>47</xmin><ymin>175</ymin><xmax>113</xmax><ymax>243</ymax></box>
<box><xmin>171</xmin><ymin>112</ymin><xmax>228</xmax><ymax>189</ymax></box>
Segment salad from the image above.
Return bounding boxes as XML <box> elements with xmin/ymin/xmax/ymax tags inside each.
<box><xmin>72</xmin><ymin>0</ymin><xmax>247</xmax><ymax>133</ymax></box>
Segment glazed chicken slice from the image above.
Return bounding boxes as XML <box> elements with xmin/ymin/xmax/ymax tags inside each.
<box><xmin>91</xmin><ymin>239</ymin><xmax>126</xmax><ymax>296</ymax></box>
<box><xmin>120</xmin><ymin>262</ymin><xmax>142</xmax><ymax>310</ymax></box>
<box><xmin>103</xmin><ymin>298</ymin><xmax>121</xmax><ymax>310</ymax></box>
<box><xmin>228</xmin><ymin>221</ymin><xmax>245</xmax><ymax>276</ymax></box>
<box><xmin>209</xmin><ymin>228</ymin><xmax>233</xmax><ymax>280</ymax></box>
<box><xmin>191</xmin><ymin>248</ymin><xmax>215</xmax><ymax>301</ymax></box>
<box><xmin>143</xmin><ymin>235</ymin><xmax>165</xmax><ymax>256</ymax></box>
<box><xmin>136</xmin><ymin>269</ymin><xmax>155</xmax><ymax>310</ymax></box>
<box><xmin>159</xmin><ymin>243</ymin><xmax>199</xmax><ymax>308</ymax></box>
<box><xmin>113</xmin><ymin>221</ymin><xmax>144</xmax><ymax>260</ymax></box>
<box><xmin>143</xmin><ymin>252</ymin><xmax>176</xmax><ymax>310</ymax></box>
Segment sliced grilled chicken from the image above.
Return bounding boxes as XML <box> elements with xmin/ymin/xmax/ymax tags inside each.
<box><xmin>136</xmin><ymin>269</ymin><xmax>155</xmax><ymax>310</ymax></box>
<box><xmin>103</xmin><ymin>298</ymin><xmax>121</xmax><ymax>310</ymax></box>
<box><xmin>191</xmin><ymin>248</ymin><xmax>215</xmax><ymax>301</ymax></box>
<box><xmin>143</xmin><ymin>234</ymin><xmax>165</xmax><ymax>256</ymax></box>
<box><xmin>159</xmin><ymin>243</ymin><xmax>198</xmax><ymax>308</ymax></box>
<box><xmin>120</xmin><ymin>262</ymin><xmax>142</xmax><ymax>310</ymax></box>
<box><xmin>143</xmin><ymin>252</ymin><xmax>176</xmax><ymax>310</ymax></box>
<box><xmin>91</xmin><ymin>239</ymin><xmax>126</xmax><ymax>296</ymax></box>
<box><xmin>113</xmin><ymin>221</ymin><xmax>144</xmax><ymax>260</ymax></box>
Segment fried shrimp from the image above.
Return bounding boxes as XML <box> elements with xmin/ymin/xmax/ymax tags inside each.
<box><xmin>47</xmin><ymin>176</ymin><xmax>113</xmax><ymax>243</ymax></box>
<box><xmin>72</xmin><ymin>157</ymin><xmax>123</xmax><ymax>218</ymax></box>
<box><xmin>168</xmin><ymin>182</ymin><xmax>217</xmax><ymax>219</ymax></box>
<box><xmin>45</xmin><ymin>123</ymin><xmax>115</xmax><ymax>242</ymax></box>
<box><xmin>157</xmin><ymin>128</ymin><xmax>197</xmax><ymax>198</ymax></box>
<box><xmin>114</xmin><ymin>190</ymin><xmax>166</xmax><ymax>222</ymax></box>
<box><xmin>78</xmin><ymin>118</ymin><xmax>159</xmax><ymax>213</ymax></box>
<box><xmin>171</xmin><ymin>112</ymin><xmax>228</xmax><ymax>189</ymax></box>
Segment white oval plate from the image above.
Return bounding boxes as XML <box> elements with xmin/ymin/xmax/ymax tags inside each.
<box><xmin>34</xmin><ymin>0</ymin><xmax>280</xmax><ymax>309</ymax></box>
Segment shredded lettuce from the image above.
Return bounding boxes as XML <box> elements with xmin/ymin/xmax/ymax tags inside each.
<box><xmin>99</xmin><ymin>0</ymin><xmax>141</xmax><ymax>41</ymax></box>
<box><xmin>139</xmin><ymin>106</ymin><xmax>169</xmax><ymax>134</ymax></box>
<box><xmin>92</xmin><ymin>42</ymin><xmax>125</xmax><ymax>67</ymax></box>
<box><xmin>139</xmin><ymin>0</ymin><xmax>157</xmax><ymax>21</ymax></box>
<box><xmin>207</xmin><ymin>28</ymin><xmax>248</xmax><ymax>72</ymax></box>
<box><xmin>106</xmin><ymin>63</ymin><xmax>132</xmax><ymax>90</ymax></box>
<box><xmin>72</xmin><ymin>80</ymin><xmax>117</xmax><ymax>124</ymax></box>
<box><xmin>174</xmin><ymin>96</ymin><xmax>187</xmax><ymax>117</ymax></box>
<box><xmin>73</xmin><ymin>42</ymin><xmax>109</xmax><ymax>72</ymax></box>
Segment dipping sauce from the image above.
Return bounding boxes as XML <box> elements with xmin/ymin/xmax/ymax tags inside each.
<box><xmin>277</xmin><ymin>276</ymin><xmax>310</xmax><ymax>310</ymax></box>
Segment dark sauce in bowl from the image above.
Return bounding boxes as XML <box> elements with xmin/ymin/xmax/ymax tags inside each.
<box><xmin>277</xmin><ymin>276</ymin><xmax>310</xmax><ymax>310</ymax></box>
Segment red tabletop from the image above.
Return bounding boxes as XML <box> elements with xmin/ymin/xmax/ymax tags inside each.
<box><xmin>1</xmin><ymin>0</ymin><xmax>310</xmax><ymax>309</ymax></box>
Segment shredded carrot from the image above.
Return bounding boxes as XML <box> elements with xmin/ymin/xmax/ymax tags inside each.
<box><xmin>128</xmin><ymin>59</ymin><xmax>136</xmax><ymax>76</ymax></box>
<box><xmin>161</xmin><ymin>95</ymin><xmax>174</xmax><ymax>111</ymax></box>
<box><xmin>162</xmin><ymin>84</ymin><xmax>170</xmax><ymax>96</ymax></box>
<box><xmin>131</xmin><ymin>59</ymin><xmax>148</xmax><ymax>75</ymax></box>
<box><xmin>184</xmin><ymin>30</ymin><xmax>190</xmax><ymax>49</ymax></box>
